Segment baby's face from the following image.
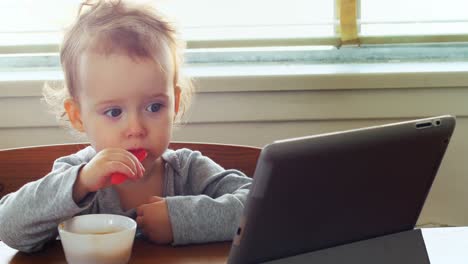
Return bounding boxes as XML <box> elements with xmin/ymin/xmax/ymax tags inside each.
<box><xmin>75</xmin><ymin>51</ymin><xmax>178</xmax><ymax>161</ymax></box>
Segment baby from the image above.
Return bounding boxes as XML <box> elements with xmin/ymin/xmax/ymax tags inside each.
<box><xmin>0</xmin><ymin>0</ymin><xmax>252</xmax><ymax>252</ymax></box>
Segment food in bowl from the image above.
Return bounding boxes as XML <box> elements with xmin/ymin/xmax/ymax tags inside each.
<box><xmin>58</xmin><ymin>214</ymin><xmax>136</xmax><ymax>264</ymax></box>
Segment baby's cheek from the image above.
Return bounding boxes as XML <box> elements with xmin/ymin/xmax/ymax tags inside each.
<box><xmin>91</xmin><ymin>137</ymin><xmax>120</xmax><ymax>153</ymax></box>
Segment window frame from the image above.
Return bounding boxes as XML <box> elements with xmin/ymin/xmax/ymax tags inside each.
<box><xmin>2</xmin><ymin>0</ymin><xmax>468</xmax><ymax>54</ymax></box>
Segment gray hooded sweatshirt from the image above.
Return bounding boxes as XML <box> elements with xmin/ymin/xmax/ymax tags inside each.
<box><xmin>0</xmin><ymin>146</ymin><xmax>252</xmax><ymax>252</ymax></box>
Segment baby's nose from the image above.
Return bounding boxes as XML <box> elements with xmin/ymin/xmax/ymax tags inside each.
<box><xmin>125</xmin><ymin>115</ymin><xmax>146</xmax><ymax>138</ymax></box>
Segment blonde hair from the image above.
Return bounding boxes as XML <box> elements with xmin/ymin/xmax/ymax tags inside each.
<box><xmin>43</xmin><ymin>0</ymin><xmax>193</xmax><ymax>127</ymax></box>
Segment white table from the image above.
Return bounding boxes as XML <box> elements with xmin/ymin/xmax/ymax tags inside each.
<box><xmin>423</xmin><ymin>227</ymin><xmax>468</xmax><ymax>264</ymax></box>
<box><xmin>266</xmin><ymin>227</ymin><xmax>468</xmax><ymax>264</ymax></box>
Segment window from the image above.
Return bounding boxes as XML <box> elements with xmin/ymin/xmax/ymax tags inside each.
<box><xmin>361</xmin><ymin>0</ymin><xmax>468</xmax><ymax>36</ymax></box>
<box><xmin>160</xmin><ymin>0</ymin><xmax>334</xmax><ymax>41</ymax></box>
<box><xmin>0</xmin><ymin>0</ymin><xmax>335</xmax><ymax>51</ymax></box>
<box><xmin>1</xmin><ymin>0</ymin><xmax>468</xmax><ymax>63</ymax></box>
<box><xmin>0</xmin><ymin>0</ymin><xmax>78</xmax><ymax>47</ymax></box>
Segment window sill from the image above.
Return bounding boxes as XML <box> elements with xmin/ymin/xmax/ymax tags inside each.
<box><xmin>1</xmin><ymin>61</ymin><xmax>468</xmax><ymax>97</ymax></box>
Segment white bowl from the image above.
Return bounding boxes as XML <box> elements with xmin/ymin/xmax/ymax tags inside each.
<box><xmin>58</xmin><ymin>214</ymin><xmax>137</xmax><ymax>264</ymax></box>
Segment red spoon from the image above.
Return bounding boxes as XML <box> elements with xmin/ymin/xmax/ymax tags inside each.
<box><xmin>110</xmin><ymin>149</ymin><xmax>148</xmax><ymax>185</ymax></box>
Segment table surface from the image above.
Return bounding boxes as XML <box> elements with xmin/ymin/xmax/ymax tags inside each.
<box><xmin>0</xmin><ymin>239</ymin><xmax>232</xmax><ymax>264</ymax></box>
<box><xmin>1</xmin><ymin>227</ymin><xmax>467</xmax><ymax>264</ymax></box>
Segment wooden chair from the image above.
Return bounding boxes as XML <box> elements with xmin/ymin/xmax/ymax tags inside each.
<box><xmin>0</xmin><ymin>142</ymin><xmax>261</xmax><ymax>199</ymax></box>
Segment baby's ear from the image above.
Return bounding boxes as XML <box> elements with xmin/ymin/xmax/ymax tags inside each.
<box><xmin>64</xmin><ymin>98</ymin><xmax>85</xmax><ymax>132</ymax></box>
<box><xmin>174</xmin><ymin>85</ymin><xmax>181</xmax><ymax>115</ymax></box>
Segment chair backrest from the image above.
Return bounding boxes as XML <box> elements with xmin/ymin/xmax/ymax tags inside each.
<box><xmin>0</xmin><ymin>142</ymin><xmax>261</xmax><ymax>199</ymax></box>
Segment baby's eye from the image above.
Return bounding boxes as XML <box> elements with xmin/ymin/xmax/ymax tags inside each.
<box><xmin>104</xmin><ymin>108</ymin><xmax>122</xmax><ymax>118</ymax></box>
<box><xmin>146</xmin><ymin>103</ymin><xmax>162</xmax><ymax>113</ymax></box>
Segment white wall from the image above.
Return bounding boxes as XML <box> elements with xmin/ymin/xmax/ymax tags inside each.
<box><xmin>1</xmin><ymin>62</ymin><xmax>467</xmax><ymax>227</ymax></box>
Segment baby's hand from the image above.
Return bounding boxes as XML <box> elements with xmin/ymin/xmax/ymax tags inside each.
<box><xmin>136</xmin><ymin>196</ymin><xmax>174</xmax><ymax>244</ymax></box>
<box><xmin>73</xmin><ymin>148</ymin><xmax>145</xmax><ymax>201</ymax></box>
<box><xmin>111</xmin><ymin>149</ymin><xmax>147</xmax><ymax>184</ymax></box>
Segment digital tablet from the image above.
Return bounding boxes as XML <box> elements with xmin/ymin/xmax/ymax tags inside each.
<box><xmin>227</xmin><ymin>115</ymin><xmax>456</xmax><ymax>264</ymax></box>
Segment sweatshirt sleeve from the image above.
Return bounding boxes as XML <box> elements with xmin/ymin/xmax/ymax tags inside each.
<box><xmin>0</xmin><ymin>147</ymin><xmax>97</xmax><ymax>252</ymax></box>
<box><xmin>164</xmin><ymin>149</ymin><xmax>252</xmax><ymax>245</ymax></box>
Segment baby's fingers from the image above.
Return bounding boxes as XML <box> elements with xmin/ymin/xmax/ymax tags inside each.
<box><xmin>136</xmin><ymin>216</ymin><xmax>147</xmax><ymax>237</ymax></box>
<box><xmin>136</xmin><ymin>203</ymin><xmax>149</xmax><ymax>216</ymax></box>
<box><xmin>107</xmin><ymin>161</ymin><xmax>137</xmax><ymax>179</ymax></box>
<box><xmin>98</xmin><ymin>149</ymin><xmax>143</xmax><ymax>179</ymax></box>
<box><xmin>108</xmin><ymin>152</ymin><xmax>144</xmax><ymax>179</ymax></box>
<box><xmin>125</xmin><ymin>153</ymin><xmax>145</xmax><ymax>179</ymax></box>
<box><xmin>147</xmin><ymin>196</ymin><xmax>164</xmax><ymax>203</ymax></box>
<box><xmin>136</xmin><ymin>215</ymin><xmax>144</xmax><ymax>227</ymax></box>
